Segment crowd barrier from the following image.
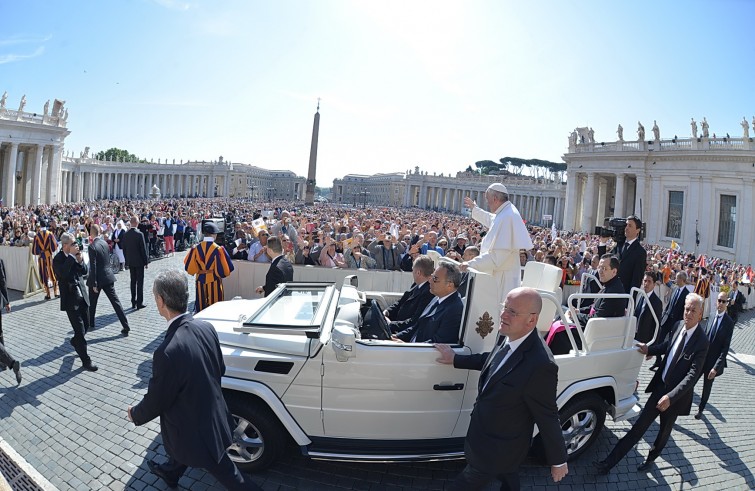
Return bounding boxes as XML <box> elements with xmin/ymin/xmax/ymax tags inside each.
<box><xmin>223</xmin><ymin>261</ymin><xmax>415</xmax><ymax>300</ymax></box>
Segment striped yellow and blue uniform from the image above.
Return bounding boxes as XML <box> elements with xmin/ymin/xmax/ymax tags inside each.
<box><xmin>184</xmin><ymin>239</ymin><xmax>235</xmax><ymax>313</ymax></box>
<box><xmin>33</xmin><ymin>229</ymin><xmax>58</xmax><ymax>296</ymax></box>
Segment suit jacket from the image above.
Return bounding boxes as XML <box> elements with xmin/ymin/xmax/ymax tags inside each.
<box><xmin>121</xmin><ymin>228</ymin><xmax>149</xmax><ymax>268</ymax></box>
<box><xmin>53</xmin><ymin>251</ymin><xmax>90</xmax><ymax>311</ymax></box>
<box><xmin>0</xmin><ymin>259</ymin><xmax>8</xmax><ymax>311</ymax></box>
<box><xmin>701</xmin><ymin>312</ymin><xmax>734</xmax><ymax>375</ymax></box>
<box><xmin>576</xmin><ymin>275</ymin><xmax>626</xmax><ymax>327</ymax></box>
<box><xmin>86</xmin><ymin>237</ymin><xmax>116</xmax><ymax>288</ymax></box>
<box><xmin>661</xmin><ymin>285</ymin><xmax>689</xmax><ymax>330</ymax></box>
<box><xmin>386</xmin><ymin>281</ymin><xmax>433</xmax><ymax>324</ymax></box>
<box><xmin>454</xmin><ymin>329</ymin><xmax>566</xmax><ymax>475</ymax></box>
<box><xmin>395</xmin><ymin>292</ymin><xmax>462</xmax><ymax>344</ymax></box>
<box><xmin>599</xmin><ymin>239</ymin><xmax>647</xmax><ymax>294</ymax></box>
<box><xmin>634</xmin><ymin>291</ymin><xmax>663</xmax><ymax>343</ymax></box>
<box><xmin>366</xmin><ymin>241</ymin><xmax>405</xmax><ymax>271</ymax></box>
<box><xmin>131</xmin><ymin>314</ymin><xmax>234</xmax><ymax>467</ymax></box>
<box><xmin>263</xmin><ymin>255</ymin><xmax>294</xmax><ymax>297</ymax></box>
<box><xmin>647</xmin><ymin>322</ymin><xmax>709</xmax><ymax>416</ymax></box>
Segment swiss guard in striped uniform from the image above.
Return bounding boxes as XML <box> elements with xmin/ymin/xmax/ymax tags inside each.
<box><xmin>33</xmin><ymin>218</ymin><xmax>59</xmax><ymax>300</ymax></box>
<box><xmin>184</xmin><ymin>221</ymin><xmax>234</xmax><ymax>313</ymax></box>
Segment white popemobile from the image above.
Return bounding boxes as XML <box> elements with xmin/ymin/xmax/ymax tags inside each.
<box><xmin>195</xmin><ymin>261</ymin><xmax>656</xmax><ymax>472</ymax></box>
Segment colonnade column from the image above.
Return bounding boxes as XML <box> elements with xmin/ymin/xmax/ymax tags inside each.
<box><xmin>614</xmin><ymin>173</ymin><xmax>625</xmax><ymax>218</ymax></box>
<box><xmin>580</xmin><ymin>173</ymin><xmax>596</xmax><ymax>232</ymax></box>
<box><xmin>3</xmin><ymin>142</ymin><xmax>18</xmax><ymax>206</ymax></box>
<box><xmin>635</xmin><ymin>174</ymin><xmax>646</xmax><ymax>217</ymax></box>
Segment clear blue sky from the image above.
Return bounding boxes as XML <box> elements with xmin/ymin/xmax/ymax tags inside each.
<box><xmin>2</xmin><ymin>1</ymin><xmax>753</xmax><ymax>185</ymax></box>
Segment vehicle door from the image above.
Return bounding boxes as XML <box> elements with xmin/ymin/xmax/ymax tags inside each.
<box><xmin>320</xmin><ymin>339</ymin><xmax>472</xmax><ymax>440</ymax></box>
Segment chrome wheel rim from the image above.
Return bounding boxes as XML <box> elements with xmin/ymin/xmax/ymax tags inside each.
<box><xmin>561</xmin><ymin>408</ymin><xmax>597</xmax><ymax>454</ymax></box>
<box><xmin>227</xmin><ymin>415</ymin><xmax>264</xmax><ymax>464</ymax></box>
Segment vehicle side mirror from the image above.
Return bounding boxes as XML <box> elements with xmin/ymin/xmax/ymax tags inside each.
<box><xmin>344</xmin><ymin>274</ymin><xmax>358</xmax><ymax>288</ymax></box>
<box><xmin>331</xmin><ymin>325</ymin><xmax>356</xmax><ymax>362</ymax></box>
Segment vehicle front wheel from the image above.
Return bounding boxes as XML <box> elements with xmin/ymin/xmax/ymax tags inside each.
<box><xmin>225</xmin><ymin>394</ymin><xmax>288</xmax><ymax>473</ymax></box>
<box><xmin>558</xmin><ymin>393</ymin><xmax>606</xmax><ymax>460</ymax></box>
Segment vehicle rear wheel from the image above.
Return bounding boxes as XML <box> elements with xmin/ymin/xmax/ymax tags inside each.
<box><xmin>225</xmin><ymin>394</ymin><xmax>288</xmax><ymax>473</ymax></box>
<box><xmin>558</xmin><ymin>393</ymin><xmax>606</xmax><ymax>460</ymax></box>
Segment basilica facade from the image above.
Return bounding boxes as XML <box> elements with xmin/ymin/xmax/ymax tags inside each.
<box><xmin>562</xmin><ymin>121</ymin><xmax>755</xmax><ymax>264</ymax></box>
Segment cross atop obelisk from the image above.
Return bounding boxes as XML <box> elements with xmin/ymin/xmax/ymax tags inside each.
<box><xmin>305</xmin><ymin>99</ymin><xmax>320</xmax><ymax>205</ymax></box>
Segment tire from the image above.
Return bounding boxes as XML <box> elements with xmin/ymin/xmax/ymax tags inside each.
<box><xmin>225</xmin><ymin>394</ymin><xmax>288</xmax><ymax>473</ymax></box>
<box><xmin>558</xmin><ymin>393</ymin><xmax>606</xmax><ymax>461</ymax></box>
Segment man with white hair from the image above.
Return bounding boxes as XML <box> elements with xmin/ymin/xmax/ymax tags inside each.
<box><xmin>461</xmin><ymin>183</ymin><xmax>533</xmax><ymax>304</ymax></box>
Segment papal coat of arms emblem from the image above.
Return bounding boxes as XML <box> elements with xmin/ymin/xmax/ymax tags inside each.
<box><xmin>475</xmin><ymin>311</ymin><xmax>495</xmax><ymax>338</ymax></box>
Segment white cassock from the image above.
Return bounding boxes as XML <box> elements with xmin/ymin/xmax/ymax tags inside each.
<box><xmin>467</xmin><ymin>201</ymin><xmax>533</xmax><ymax>304</ymax></box>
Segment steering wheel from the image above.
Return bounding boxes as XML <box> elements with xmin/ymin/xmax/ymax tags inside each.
<box><xmin>378</xmin><ymin>317</ymin><xmax>393</xmax><ymax>341</ymax></box>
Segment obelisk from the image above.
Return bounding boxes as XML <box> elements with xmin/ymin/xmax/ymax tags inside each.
<box><xmin>304</xmin><ymin>99</ymin><xmax>320</xmax><ymax>205</ymax></box>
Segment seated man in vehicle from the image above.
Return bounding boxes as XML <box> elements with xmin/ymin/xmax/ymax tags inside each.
<box><xmin>382</xmin><ymin>255</ymin><xmax>435</xmax><ymax>333</ymax></box>
<box><xmin>392</xmin><ymin>261</ymin><xmax>464</xmax><ymax>344</ymax></box>
<box><xmin>546</xmin><ymin>254</ymin><xmax>627</xmax><ymax>355</ymax></box>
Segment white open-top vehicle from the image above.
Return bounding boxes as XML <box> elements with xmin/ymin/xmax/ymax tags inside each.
<box><xmin>195</xmin><ymin>261</ymin><xmax>655</xmax><ymax>472</ymax></box>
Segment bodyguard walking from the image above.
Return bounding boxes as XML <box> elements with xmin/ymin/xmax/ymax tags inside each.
<box><xmin>121</xmin><ymin>216</ymin><xmax>150</xmax><ymax>309</ymax></box>
<box><xmin>87</xmin><ymin>224</ymin><xmax>130</xmax><ymax>336</ymax></box>
<box><xmin>53</xmin><ymin>233</ymin><xmax>97</xmax><ymax>372</ymax></box>
<box><xmin>128</xmin><ymin>270</ymin><xmax>261</xmax><ymax>490</ymax></box>
<box><xmin>694</xmin><ymin>291</ymin><xmax>735</xmax><ymax>419</ymax></box>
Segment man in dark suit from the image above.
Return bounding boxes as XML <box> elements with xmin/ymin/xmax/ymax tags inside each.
<box><xmin>0</xmin><ymin>258</ymin><xmax>21</xmax><ymax>385</ymax></box>
<box><xmin>650</xmin><ymin>270</ymin><xmax>690</xmax><ymax>370</ymax></box>
<box><xmin>255</xmin><ymin>236</ymin><xmax>293</xmax><ymax>297</ymax></box>
<box><xmin>128</xmin><ymin>270</ymin><xmax>260</xmax><ymax>490</ymax></box>
<box><xmin>435</xmin><ymin>287</ymin><xmax>568</xmax><ymax>490</ymax></box>
<box><xmin>52</xmin><ymin>233</ymin><xmax>97</xmax><ymax>372</ymax></box>
<box><xmin>598</xmin><ymin>215</ymin><xmax>647</xmax><ymax>294</ymax></box>
<box><xmin>694</xmin><ymin>291</ymin><xmax>735</xmax><ymax>419</ymax></box>
<box><xmin>547</xmin><ymin>254</ymin><xmax>626</xmax><ymax>355</ymax></box>
<box><xmin>727</xmin><ymin>281</ymin><xmax>745</xmax><ymax>323</ymax></box>
<box><xmin>382</xmin><ymin>255</ymin><xmax>434</xmax><ymax>333</ymax></box>
<box><xmin>635</xmin><ymin>272</ymin><xmax>663</xmax><ymax>343</ymax></box>
<box><xmin>87</xmin><ymin>224</ymin><xmax>130</xmax><ymax>336</ymax></box>
<box><xmin>595</xmin><ymin>293</ymin><xmax>709</xmax><ymax>474</ymax></box>
<box><xmin>392</xmin><ymin>262</ymin><xmax>464</xmax><ymax>344</ymax></box>
<box><xmin>121</xmin><ymin>216</ymin><xmax>149</xmax><ymax>309</ymax></box>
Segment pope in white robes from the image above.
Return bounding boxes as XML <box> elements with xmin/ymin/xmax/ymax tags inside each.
<box><xmin>463</xmin><ymin>183</ymin><xmax>533</xmax><ymax>305</ymax></box>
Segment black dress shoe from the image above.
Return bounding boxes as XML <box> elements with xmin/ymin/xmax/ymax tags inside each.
<box><xmin>121</xmin><ymin>328</ymin><xmax>130</xmax><ymax>336</ymax></box>
<box><xmin>44</xmin><ymin>295</ymin><xmax>51</xmax><ymax>300</ymax></box>
<box><xmin>147</xmin><ymin>460</ymin><xmax>179</xmax><ymax>488</ymax></box>
<box><xmin>12</xmin><ymin>360</ymin><xmax>21</xmax><ymax>385</ymax></box>
<box><xmin>83</xmin><ymin>363</ymin><xmax>99</xmax><ymax>372</ymax></box>
<box><xmin>131</xmin><ymin>302</ymin><xmax>136</xmax><ymax>309</ymax></box>
<box><xmin>136</xmin><ymin>304</ymin><xmax>147</xmax><ymax>310</ymax></box>
<box><xmin>694</xmin><ymin>411</ymin><xmax>703</xmax><ymax>419</ymax></box>
<box><xmin>638</xmin><ymin>458</ymin><xmax>656</xmax><ymax>471</ymax></box>
<box><xmin>593</xmin><ymin>460</ymin><xmax>612</xmax><ymax>475</ymax></box>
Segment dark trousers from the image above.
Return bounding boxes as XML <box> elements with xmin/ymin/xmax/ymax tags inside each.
<box><xmin>603</xmin><ymin>389</ymin><xmax>679</xmax><ymax>467</ymax></box>
<box><xmin>89</xmin><ymin>283</ymin><xmax>129</xmax><ymax>330</ymax></box>
<box><xmin>66</xmin><ymin>301</ymin><xmax>92</xmax><ymax>366</ymax></box>
<box><xmin>698</xmin><ymin>374</ymin><xmax>716</xmax><ymax>412</ymax></box>
<box><xmin>0</xmin><ymin>342</ymin><xmax>15</xmax><ymax>369</ymax></box>
<box><xmin>449</xmin><ymin>464</ymin><xmax>519</xmax><ymax>491</ymax></box>
<box><xmin>129</xmin><ymin>266</ymin><xmax>145</xmax><ymax>306</ymax></box>
<box><xmin>158</xmin><ymin>453</ymin><xmax>261</xmax><ymax>491</ymax></box>
<box><xmin>0</xmin><ymin>311</ymin><xmax>4</xmax><ymax>345</ymax></box>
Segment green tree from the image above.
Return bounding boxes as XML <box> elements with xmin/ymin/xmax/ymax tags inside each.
<box><xmin>96</xmin><ymin>147</ymin><xmax>144</xmax><ymax>163</ymax></box>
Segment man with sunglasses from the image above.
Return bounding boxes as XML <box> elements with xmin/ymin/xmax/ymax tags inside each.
<box><xmin>392</xmin><ymin>262</ymin><xmax>463</xmax><ymax>344</ymax></box>
<box><xmin>693</xmin><ymin>291</ymin><xmax>734</xmax><ymax>420</ymax></box>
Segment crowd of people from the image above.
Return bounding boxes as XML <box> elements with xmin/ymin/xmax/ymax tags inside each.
<box><xmin>0</xmin><ymin>191</ymin><xmax>751</xmax><ymax>489</ymax></box>
<box><xmin>0</xmin><ymin>195</ymin><xmax>751</xmax><ymax>308</ymax></box>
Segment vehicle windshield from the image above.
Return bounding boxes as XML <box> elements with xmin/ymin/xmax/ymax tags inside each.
<box><xmin>244</xmin><ymin>285</ymin><xmax>331</xmax><ymax>328</ymax></box>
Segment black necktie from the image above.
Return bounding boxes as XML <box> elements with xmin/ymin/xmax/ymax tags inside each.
<box><xmin>709</xmin><ymin>316</ymin><xmax>722</xmax><ymax>341</ymax></box>
<box><xmin>664</xmin><ymin>330</ymin><xmax>687</xmax><ymax>383</ymax></box>
<box><xmin>635</xmin><ymin>296</ymin><xmax>645</xmax><ymax>318</ymax></box>
<box><xmin>480</xmin><ymin>342</ymin><xmax>511</xmax><ymax>390</ymax></box>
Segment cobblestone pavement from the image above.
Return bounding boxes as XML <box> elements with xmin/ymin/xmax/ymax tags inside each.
<box><xmin>1</xmin><ymin>252</ymin><xmax>754</xmax><ymax>490</ymax></box>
